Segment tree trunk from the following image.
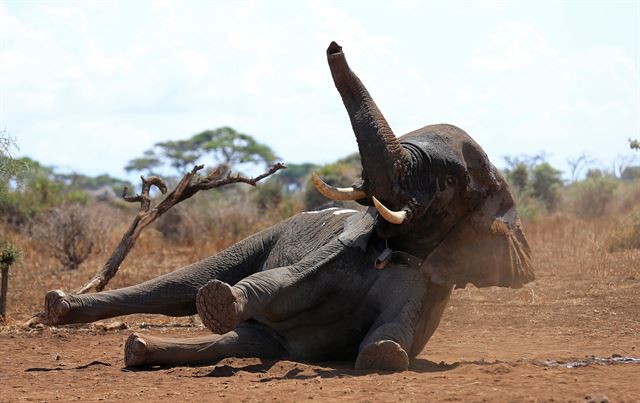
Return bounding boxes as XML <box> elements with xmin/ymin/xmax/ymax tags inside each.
<box><xmin>0</xmin><ymin>267</ymin><xmax>8</xmax><ymax>320</ymax></box>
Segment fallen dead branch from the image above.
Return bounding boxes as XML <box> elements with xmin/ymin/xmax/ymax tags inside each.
<box><xmin>75</xmin><ymin>163</ymin><xmax>285</xmax><ymax>294</ymax></box>
<box><xmin>25</xmin><ymin>163</ymin><xmax>284</xmax><ymax>327</ymax></box>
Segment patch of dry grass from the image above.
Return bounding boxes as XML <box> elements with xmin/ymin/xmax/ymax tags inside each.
<box><xmin>606</xmin><ymin>209</ymin><xmax>640</xmax><ymax>252</ymax></box>
<box><xmin>0</xmin><ymin>202</ymin><xmax>638</xmax><ymax>332</ymax></box>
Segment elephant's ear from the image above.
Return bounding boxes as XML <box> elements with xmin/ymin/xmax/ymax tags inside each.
<box><xmin>338</xmin><ymin>207</ymin><xmax>378</xmax><ymax>251</ymax></box>
<box><xmin>421</xmin><ymin>160</ymin><xmax>535</xmax><ymax>288</ymax></box>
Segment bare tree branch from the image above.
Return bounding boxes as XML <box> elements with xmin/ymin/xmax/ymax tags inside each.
<box><xmin>566</xmin><ymin>152</ymin><xmax>595</xmax><ymax>183</ymax></box>
<box><xmin>73</xmin><ymin>162</ymin><xmax>285</xmax><ymax>294</ymax></box>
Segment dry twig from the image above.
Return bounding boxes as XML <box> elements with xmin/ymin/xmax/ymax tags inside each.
<box><xmin>74</xmin><ymin>163</ymin><xmax>285</xmax><ymax>294</ymax></box>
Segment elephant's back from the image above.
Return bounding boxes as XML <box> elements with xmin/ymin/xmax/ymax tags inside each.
<box><xmin>262</xmin><ymin>207</ymin><xmax>359</xmax><ymax>269</ymax></box>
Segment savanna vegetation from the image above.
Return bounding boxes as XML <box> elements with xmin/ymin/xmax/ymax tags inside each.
<box><xmin>0</xmin><ymin>127</ymin><xmax>638</xmax><ymax>322</ymax></box>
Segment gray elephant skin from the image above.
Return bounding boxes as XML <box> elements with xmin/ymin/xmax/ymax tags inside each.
<box><xmin>41</xmin><ymin>42</ymin><xmax>535</xmax><ymax>372</ymax></box>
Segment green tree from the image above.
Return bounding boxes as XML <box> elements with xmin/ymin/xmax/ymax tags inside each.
<box><xmin>530</xmin><ymin>162</ymin><xmax>563</xmax><ymax>210</ymax></box>
<box><xmin>0</xmin><ymin>157</ymin><xmax>87</xmax><ymax>225</ymax></box>
<box><xmin>125</xmin><ymin>150</ymin><xmax>162</xmax><ymax>175</ymax></box>
<box><xmin>621</xmin><ymin>166</ymin><xmax>640</xmax><ymax>181</ymax></box>
<box><xmin>154</xmin><ymin>139</ymin><xmax>201</xmax><ymax>174</ymax></box>
<box><xmin>192</xmin><ymin>127</ymin><xmax>277</xmax><ymax>168</ymax></box>
<box><xmin>56</xmin><ymin>172</ymin><xmax>132</xmax><ymax>192</ymax></box>
<box><xmin>0</xmin><ymin>130</ymin><xmax>27</xmax><ymax>182</ymax></box>
<box><xmin>126</xmin><ymin>127</ymin><xmax>278</xmax><ymax>176</ymax></box>
<box><xmin>630</xmin><ymin>138</ymin><xmax>639</xmax><ymax>151</ymax></box>
<box><xmin>502</xmin><ymin>154</ymin><xmax>563</xmax><ymax>218</ymax></box>
<box><xmin>505</xmin><ymin>162</ymin><xmax>529</xmax><ymax>192</ymax></box>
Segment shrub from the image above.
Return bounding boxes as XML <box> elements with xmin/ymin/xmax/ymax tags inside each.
<box><xmin>512</xmin><ymin>192</ymin><xmax>547</xmax><ymax>222</ymax></box>
<box><xmin>0</xmin><ymin>241</ymin><xmax>22</xmax><ymax>321</ymax></box>
<box><xmin>304</xmin><ymin>154</ymin><xmax>362</xmax><ymax>210</ymax></box>
<box><xmin>530</xmin><ymin>162</ymin><xmax>563</xmax><ymax>211</ymax></box>
<box><xmin>608</xmin><ymin>179</ymin><xmax>640</xmax><ymax>215</ymax></box>
<box><xmin>606</xmin><ymin>209</ymin><xmax>640</xmax><ymax>252</ymax></box>
<box><xmin>30</xmin><ymin>203</ymin><xmax>110</xmax><ymax>270</ymax></box>
<box><xmin>189</xmin><ymin>193</ymin><xmax>266</xmax><ymax>247</ymax></box>
<box><xmin>253</xmin><ymin>177</ymin><xmax>284</xmax><ymax>210</ymax></box>
<box><xmin>0</xmin><ymin>158</ymin><xmax>88</xmax><ymax>226</ymax></box>
<box><xmin>154</xmin><ymin>206</ymin><xmax>196</xmax><ymax>246</ymax></box>
<box><xmin>0</xmin><ymin>242</ymin><xmax>21</xmax><ymax>269</ymax></box>
<box><xmin>503</xmin><ymin>156</ymin><xmax>563</xmax><ymax>214</ymax></box>
<box><xmin>621</xmin><ymin>166</ymin><xmax>640</xmax><ymax>181</ymax></box>
<box><xmin>565</xmin><ymin>176</ymin><xmax>618</xmax><ymax>218</ymax></box>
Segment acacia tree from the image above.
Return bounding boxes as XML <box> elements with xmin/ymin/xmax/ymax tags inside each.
<box><xmin>125</xmin><ymin>150</ymin><xmax>162</xmax><ymax>176</ymax></box>
<box><xmin>126</xmin><ymin>127</ymin><xmax>277</xmax><ymax>176</ymax></box>
<box><xmin>0</xmin><ymin>130</ymin><xmax>27</xmax><ymax>181</ymax></box>
<box><xmin>191</xmin><ymin>127</ymin><xmax>277</xmax><ymax>167</ymax></box>
<box><xmin>154</xmin><ymin>139</ymin><xmax>201</xmax><ymax>174</ymax></box>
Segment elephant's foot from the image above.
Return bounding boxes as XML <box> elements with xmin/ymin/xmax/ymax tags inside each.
<box><xmin>41</xmin><ymin>290</ymin><xmax>74</xmax><ymax>325</ymax></box>
<box><xmin>124</xmin><ymin>332</ymin><xmax>225</xmax><ymax>367</ymax></box>
<box><xmin>355</xmin><ymin>340</ymin><xmax>410</xmax><ymax>372</ymax></box>
<box><xmin>196</xmin><ymin>280</ymin><xmax>245</xmax><ymax>334</ymax></box>
<box><xmin>124</xmin><ymin>333</ymin><xmax>149</xmax><ymax>367</ymax></box>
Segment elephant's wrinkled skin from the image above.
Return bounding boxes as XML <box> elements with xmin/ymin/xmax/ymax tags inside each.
<box><xmin>40</xmin><ymin>42</ymin><xmax>535</xmax><ymax>371</ymax></box>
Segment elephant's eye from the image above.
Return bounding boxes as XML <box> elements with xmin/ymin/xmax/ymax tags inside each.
<box><xmin>445</xmin><ymin>176</ymin><xmax>456</xmax><ymax>187</ymax></box>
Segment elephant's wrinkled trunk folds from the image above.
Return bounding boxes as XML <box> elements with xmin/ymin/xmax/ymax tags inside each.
<box><xmin>327</xmin><ymin>42</ymin><xmax>408</xmax><ymax>202</ymax></box>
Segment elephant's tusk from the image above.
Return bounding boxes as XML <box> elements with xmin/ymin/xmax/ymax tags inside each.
<box><xmin>311</xmin><ymin>173</ymin><xmax>366</xmax><ymax>201</ymax></box>
<box><xmin>372</xmin><ymin>196</ymin><xmax>408</xmax><ymax>225</ymax></box>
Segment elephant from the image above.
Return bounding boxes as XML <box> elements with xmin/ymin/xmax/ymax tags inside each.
<box><xmin>38</xmin><ymin>42</ymin><xmax>535</xmax><ymax>371</ymax></box>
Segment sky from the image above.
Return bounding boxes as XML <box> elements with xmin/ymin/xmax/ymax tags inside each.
<box><xmin>1</xmin><ymin>0</ymin><xmax>639</xmax><ymax>181</ymax></box>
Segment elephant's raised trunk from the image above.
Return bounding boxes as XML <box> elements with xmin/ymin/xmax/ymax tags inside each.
<box><xmin>327</xmin><ymin>42</ymin><xmax>408</xmax><ymax>201</ymax></box>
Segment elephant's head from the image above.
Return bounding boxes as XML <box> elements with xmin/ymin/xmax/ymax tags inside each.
<box><xmin>313</xmin><ymin>42</ymin><xmax>535</xmax><ymax>289</ymax></box>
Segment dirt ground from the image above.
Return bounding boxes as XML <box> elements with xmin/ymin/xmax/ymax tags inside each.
<box><xmin>1</xmin><ymin>216</ymin><xmax>639</xmax><ymax>401</ymax></box>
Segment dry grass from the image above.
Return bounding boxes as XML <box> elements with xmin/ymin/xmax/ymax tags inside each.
<box><xmin>605</xmin><ymin>209</ymin><xmax>640</xmax><ymax>252</ymax></box>
<box><xmin>0</xmin><ymin>195</ymin><xmax>285</xmax><ymax>325</ymax></box>
<box><xmin>0</xmin><ymin>204</ymin><xmax>638</xmax><ymax>331</ymax></box>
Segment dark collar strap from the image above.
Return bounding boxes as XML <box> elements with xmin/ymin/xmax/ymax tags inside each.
<box><xmin>375</xmin><ymin>247</ymin><xmax>424</xmax><ymax>270</ymax></box>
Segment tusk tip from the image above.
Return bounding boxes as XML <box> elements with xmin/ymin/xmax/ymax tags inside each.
<box><xmin>311</xmin><ymin>173</ymin><xmax>366</xmax><ymax>201</ymax></box>
<box><xmin>372</xmin><ymin>196</ymin><xmax>407</xmax><ymax>225</ymax></box>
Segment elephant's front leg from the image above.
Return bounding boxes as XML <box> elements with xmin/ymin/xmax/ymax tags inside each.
<box><xmin>195</xmin><ymin>241</ymin><xmax>363</xmax><ymax>334</ymax></box>
<box><xmin>355</xmin><ymin>271</ymin><xmax>453</xmax><ymax>371</ymax></box>
<box><xmin>124</xmin><ymin>322</ymin><xmax>286</xmax><ymax>367</ymax></box>
<box><xmin>196</xmin><ymin>265</ymin><xmax>317</xmax><ymax>334</ymax></box>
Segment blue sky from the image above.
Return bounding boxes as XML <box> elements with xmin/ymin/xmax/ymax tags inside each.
<box><xmin>1</xmin><ymin>0</ymin><xmax>638</xmax><ymax>180</ymax></box>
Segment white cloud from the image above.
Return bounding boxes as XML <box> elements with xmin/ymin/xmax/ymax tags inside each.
<box><xmin>311</xmin><ymin>2</ymin><xmax>396</xmax><ymax>57</ymax></box>
<box><xmin>470</xmin><ymin>22</ymin><xmax>554</xmax><ymax>72</ymax></box>
<box><xmin>86</xmin><ymin>41</ymin><xmax>132</xmax><ymax>75</ymax></box>
<box><xmin>179</xmin><ymin>50</ymin><xmax>210</xmax><ymax>76</ymax></box>
<box><xmin>462</xmin><ymin>21</ymin><xmax>639</xmax><ymax>171</ymax></box>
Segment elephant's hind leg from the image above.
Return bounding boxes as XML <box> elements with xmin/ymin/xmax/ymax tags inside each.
<box><xmin>124</xmin><ymin>323</ymin><xmax>286</xmax><ymax>367</ymax></box>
